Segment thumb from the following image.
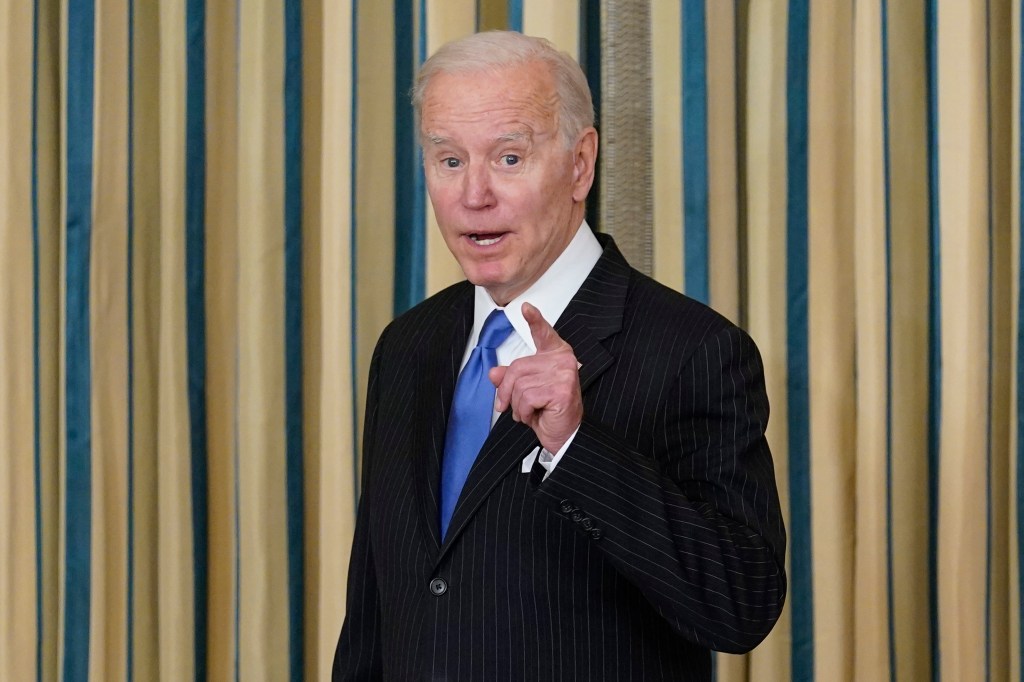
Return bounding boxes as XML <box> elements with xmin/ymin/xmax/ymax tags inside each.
<box><xmin>489</xmin><ymin>365</ymin><xmax>507</xmax><ymax>387</ymax></box>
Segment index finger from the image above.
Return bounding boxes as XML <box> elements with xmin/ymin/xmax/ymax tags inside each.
<box><xmin>521</xmin><ymin>302</ymin><xmax>563</xmax><ymax>352</ymax></box>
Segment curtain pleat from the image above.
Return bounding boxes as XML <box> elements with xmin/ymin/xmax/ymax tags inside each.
<box><xmin>3</xmin><ymin>1</ymin><xmax>1024</xmax><ymax>680</ymax></box>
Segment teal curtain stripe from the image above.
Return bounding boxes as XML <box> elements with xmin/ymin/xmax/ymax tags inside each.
<box><xmin>184</xmin><ymin>1</ymin><xmax>209</xmax><ymax>679</ymax></box>
<box><xmin>126</xmin><ymin>0</ymin><xmax>136</xmax><ymax>679</ymax></box>
<box><xmin>876</xmin><ymin>2</ymin><xmax>892</xmax><ymax>675</ymax></box>
<box><xmin>785</xmin><ymin>2</ymin><xmax>813</xmax><ymax>680</ymax></box>
<box><xmin>507</xmin><ymin>0</ymin><xmax>522</xmax><ymax>32</ymax></box>
<box><xmin>925</xmin><ymin>1</ymin><xmax>941</xmax><ymax>677</ymax></box>
<box><xmin>283</xmin><ymin>0</ymin><xmax>305</xmax><ymax>679</ymax></box>
<box><xmin>681</xmin><ymin>0</ymin><xmax>709</xmax><ymax>304</ymax></box>
<box><xmin>393</xmin><ymin>0</ymin><xmax>426</xmax><ymax>315</ymax></box>
<box><xmin>31</xmin><ymin>0</ymin><xmax>44</xmax><ymax>677</ymax></box>
<box><xmin>64</xmin><ymin>0</ymin><xmax>97</xmax><ymax>679</ymax></box>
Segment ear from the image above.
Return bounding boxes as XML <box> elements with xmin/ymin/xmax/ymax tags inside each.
<box><xmin>570</xmin><ymin>127</ymin><xmax>598</xmax><ymax>203</ymax></box>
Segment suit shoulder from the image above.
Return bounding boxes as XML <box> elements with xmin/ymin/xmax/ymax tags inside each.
<box><xmin>625</xmin><ymin>268</ymin><xmax>747</xmax><ymax>344</ymax></box>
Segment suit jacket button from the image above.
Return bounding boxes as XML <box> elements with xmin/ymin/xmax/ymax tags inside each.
<box><xmin>571</xmin><ymin>511</ymin><xmax>584</xmax><ymax>523</ymax></box>
<box><xmin>590</xmin><ymin>528</ymin><xmax>603</xmax><ymax>540</ymax></box>
<box><xmin>580</xmin><ymin>518</ymin><xmax>593</xmax><ymax>531</ymax></box>
<box><xmin>429</xmin><ymin>578</ymin><xmax>447</xmax><ymax>596</ymax></box>
<box><xmin>560</xmin><ymin>499</ymin><xmax>574</xmax><ymax>513</ymax></box>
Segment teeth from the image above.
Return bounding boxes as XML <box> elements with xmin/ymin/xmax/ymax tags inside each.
<box><xmin>470</xmin><ymin>234</ymin><xmax>502</xmax><ymax>246</ymax></box>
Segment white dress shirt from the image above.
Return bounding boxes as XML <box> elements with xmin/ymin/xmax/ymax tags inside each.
<box><xmin>459</xmin><ymin>220</ymin><xmax>603</xmax><ymax>475</ymax></box>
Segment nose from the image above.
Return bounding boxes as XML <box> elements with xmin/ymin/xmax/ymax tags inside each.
<box><xmin>461</xmin><ymin>163</ymin><xmax>494</xmax><ymax>210</ymax></box>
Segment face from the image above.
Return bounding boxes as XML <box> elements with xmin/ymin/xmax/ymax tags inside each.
<box><xmin>419</xmin><ymin>60</ymin><xmax>598</xmax><ymax>306</ymax></box>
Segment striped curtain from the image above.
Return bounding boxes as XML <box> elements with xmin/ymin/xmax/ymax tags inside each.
<box><xmin>1</xmin><ymin>1</ymin><xmax>1022</xmax><ymax>681</ymax></box>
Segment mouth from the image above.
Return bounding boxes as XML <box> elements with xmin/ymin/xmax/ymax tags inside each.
<box><xmin>466</xmin><ymin>232</ymin><xmax>507</xmax><ymax>247</ymax></box>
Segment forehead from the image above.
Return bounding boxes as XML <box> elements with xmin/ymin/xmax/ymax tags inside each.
<box><xmin>419</xmin><ymin>61</ymin><xmax>559</xmax><ymax>137</ymax></box>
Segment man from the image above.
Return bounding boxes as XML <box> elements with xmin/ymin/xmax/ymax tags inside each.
<box><xmin>334</xmin><ymin>31</ymin><xmax>786</xmax><ymax>681</ymax></box>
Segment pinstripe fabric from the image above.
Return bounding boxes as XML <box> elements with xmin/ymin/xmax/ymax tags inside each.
<box><xmin>334</xmin><ymin>236</ymin><xmax>786</xmax><ymax>680</ymax></box>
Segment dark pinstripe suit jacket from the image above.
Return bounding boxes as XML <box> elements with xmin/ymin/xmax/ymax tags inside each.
<box><xmin>334</xmin><ymin>236</ymin><xmax>786</xmax><ymax>681</ymax></box>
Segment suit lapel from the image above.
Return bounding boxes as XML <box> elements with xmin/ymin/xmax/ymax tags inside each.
<box><xmin>413</xmin><ymin>285</ymin><xmax>474</xmax><ymax>552</ymax></box>
<box><xmin>435</xmin><ymin>237</ymin><xmax>631</xmax><ymax>562</ymax></box>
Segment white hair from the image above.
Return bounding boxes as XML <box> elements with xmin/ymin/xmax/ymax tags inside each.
<box><xmin>412</xmin><ymin>30</ymin><xmax>595</xmax><ymax>147</ymax></box>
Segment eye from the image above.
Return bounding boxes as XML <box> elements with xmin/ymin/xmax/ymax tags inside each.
<box><xmin>442</xmin><ymin>157</ymin><xmax>461</xmax><ymax>168</ymax></box>
<box><xmin>500</xmin><ymin>154</ymin><xmax>520</xmax><ymax>166</ymax></box>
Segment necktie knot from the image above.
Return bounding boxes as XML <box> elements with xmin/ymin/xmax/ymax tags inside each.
<box><xmin>478</xmin><ymin>309</ymin><xmax>514</xmax><ymax>350</ymax></box>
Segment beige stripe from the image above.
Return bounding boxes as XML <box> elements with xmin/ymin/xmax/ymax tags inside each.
<box><xmin>807</xmin><ymin>4</ymin><xmax>857</xmax><ymax>679</ymax></box>
<box><xmin>650</xmin><ymin>0</ymin><xmax>683</xmax><ymax>293</ymax></box>
<box><xmin>706</xmin><ymin>1</ymin><xmax>739</xmax><ymax>321</ymax></box>
<box><xmin>237</xmin><ymin>0</ymin><xmax>290</xmax><ymax>677</ymax></box>
<box><xmin>204</xmin><ymin>0</ymin><xmax>240</xmax><ymax>677</ymax></box>
<box><xmin>0</xmin><ymin>1</ymin><xmax>40</xmax><ymax>678</ymax></box>
<box><xmin>127</xmin><ymin>0</ymin><xmax>162</xmax><ymax>677</ymax></box>
<box><xmin>851</xmin><ymin>3</ymin><xmax>892</xmax><ymax>679</ymax></box>
<box><xmin>986</xmin><ymin>3</ymin><xmax>1013</xmax><ymax>679</ymax></box>
<box><xmin>936</xmin><ymin>3</ymin><xmax>991</xmax><ymax>679</ymax></box>
<box><xmin>424</xmin><ymin>0</ymin><xmax>477</xmax><ymax>296</ymax></box>
<box><xmin>522</xmin><ymin>0</ymin><xmax>579</xmax><ymax>57</ymax></box>
<box><xmin>354</xmin><ymin>0</ymin><xmax>397</xmax><ymax>460</ymax></box>
<box><xmin>312</xmin><ymin>0</ymin><xmax>356</xmax><ymax>678</ymax></box>
<box><xmin>88</xmin><ymin>0</ymin><xmax>131</xmax><ymax>677</ymax></box>
<box><xmin>742</xmin><ymin>4</ymin><xmax>791</xmax><ymax>678</ymax></box>
<box><xmin>883</xmin><ymin>2</ymin><xmax>932</xmax><ymax>679</ymax></box>
<box><xmin>155</xmin><ymin>0</ymin><xmax>196</xmax><ymax>678</ymax></box>
<box><xmin>476</xmin><ymin>0</ymin><xmax>507</xmax><ymax>32</ymax></box>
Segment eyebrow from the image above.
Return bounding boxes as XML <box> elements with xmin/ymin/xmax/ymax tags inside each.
<box><xmin>424</xmin><ymin>131</ymin><xmax>532</xmax><ymax>146</ymax></box>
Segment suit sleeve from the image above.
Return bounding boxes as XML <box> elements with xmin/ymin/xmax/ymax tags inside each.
<box><xmin>533</xmin><ymin>324</ymin><xmax>787</xmax><ymax>653</ymax></box>
<box><xmin>333</xmin><ymin>343</ymin><xmax>385</xmax><ymax>680</ymax></box>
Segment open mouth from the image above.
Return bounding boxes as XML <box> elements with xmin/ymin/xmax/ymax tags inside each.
<box><xmin>468</xmin><ymin>232</ymin><xmax>505</xmax><ymax>246</ymax></box>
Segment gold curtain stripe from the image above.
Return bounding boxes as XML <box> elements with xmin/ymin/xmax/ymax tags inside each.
<box><xmin>424</xmin><ymin>0</ymin><xmax>477</xmax><ymax>297</ymax></box>
<box><xmin>522</xmin><ymin>0</ymin><xmax>579</xmax><ymax>58</ymax></box>
<box><xmin>89</xmin><ymin>0</ymin><xmax>132</xmax><ymax>677</ymax></box>
<box><xmin>237</xmin><ymin>0</ymin><xmax>290</xmax><ymax>677</ymax></box>
<box><xmin>936</xmin><ymin>3</ymin><xmax>993</xmax><ymax>679</ymax></box>
<box><xmin>0</xmin><ymin>1</ymin><xmax>39</xmax><ymax>679</ymax></box>
<box><xmin>650</xmin><ymin>0</ymin><xmax>683</xmax><ymax>293</ymax></box>
<box><xmin>706</xmin><ymin>1</ymin><xmax>740</xmax><ymax>321</ymax></box>
<box><xmin>852</xmin><ymin>3</ymin><xmax>892</xmax><ymax>679</ymax></box>
<box><xmin>155</xmin><ymin>0</ymin><xmax>196</xmax><ymax>677</ymax></box>
<box><xmin>807</xmin><ymin>3</ymin><xmax>857</xmax><ymax>680</ymax></box>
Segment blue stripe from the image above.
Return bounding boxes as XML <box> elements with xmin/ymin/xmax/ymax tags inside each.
<box><xmin>880</xmin><ymin>1</ymin><xmax>897</xmax><ymax>678</ymax></box>
<box><xmin>681</xmin><ymin>0</ymin><xmax>709</xmax><ymax>304</ymax></box>
<box><xmin>393</xmin><ymin>0</ymin><xmax>426</xmax><ymax>315</ymax></box>
<box><xmin>64</xmin><ymin>0</ymin><xmax>96</xmax><ymax>679</ymax></box>
<box><xmin>351</xmin><ymin>1</ymin><xmax>362</xmax><ymax>503</ymax></box>
<box><xmin>126</xmin><ymin>0</ymin><xmax>136</xmax><ymax>678</ymax></box>
<box><xmin>925</xmin><ymin>1</ymin><xmax>941</xmax><ymax>678</ymax></box>
<box><xmin>785</xmin><ymin>3</ymin><xmax>813</xmax><ymax>680</ymax></box>
<box><xmin>507</xmin><ymin>0</ymin><xmax>522</xmax><ymax>32</ymax></box>
<box><xmin>31</xmin><ymin>0</ymin><xmax>44</xmax><ymax>677</ymax></box>
<box><xmin>283</xmin><ymin>0</ymin><xmax>306</xmax><ymax>679</ymax></box>
<box><xmin>184</xmin><ymin>1</ymin><xmax>209</xmax><ymax>679</ymax></box>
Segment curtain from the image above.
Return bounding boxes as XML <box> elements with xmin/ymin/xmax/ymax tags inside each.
<box><xmin>1</xmin><ymin>1</ymin><xmax>1022</xmax><ymax>680</ymax></box>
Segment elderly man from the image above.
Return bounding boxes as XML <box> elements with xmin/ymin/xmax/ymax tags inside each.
<box><xmin>334</xmin><ymin>31</ymin><xmax>786</xmax><ymax>681</ymax></box>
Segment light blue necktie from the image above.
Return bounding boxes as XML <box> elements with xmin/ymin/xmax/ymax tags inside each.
<box><xmin>440</xmin><ymin>309</ymin><xmax>514</xmax><ymax>539</ymax></box>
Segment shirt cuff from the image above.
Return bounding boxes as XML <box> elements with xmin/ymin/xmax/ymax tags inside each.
<box><xmin>536</xmin><ymin>425</ymin><xmax>580</xmax><ymax>480</ymax></box>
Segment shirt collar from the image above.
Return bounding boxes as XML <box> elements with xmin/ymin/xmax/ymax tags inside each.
<box><xmin>471</xmin><ymin>220</ymin><xmax>603</xmax><ymax>351</ymax></box>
